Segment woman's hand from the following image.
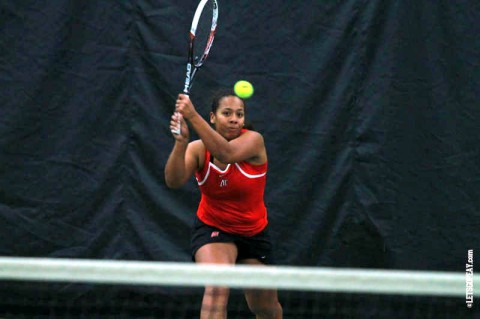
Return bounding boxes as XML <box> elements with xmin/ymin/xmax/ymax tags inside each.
<box><xmin>175</xmin><ymin>94</ymin><xmax>197</xmax><ymax>121</ymax></box>
<box><xmin>170</xmin><ymin>112</ymin><xmax>189</xmax><ymax>141</ymax></box>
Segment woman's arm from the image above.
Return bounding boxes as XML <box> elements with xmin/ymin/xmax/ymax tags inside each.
<box><xmin>164</xmin><ymin>113</ymin><xmax>201</xmax><ymax>188</ymax></box>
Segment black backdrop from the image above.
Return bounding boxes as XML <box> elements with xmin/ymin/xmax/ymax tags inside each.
<box><xmin>1</xmin><ymin>0</ymin><xmax>479</xmax><ymax>274</ymax></box>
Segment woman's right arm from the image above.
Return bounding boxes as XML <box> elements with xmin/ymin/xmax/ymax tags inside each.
<box><xmin>164</xmin><ymin>113</ymin><xmax>201</xmax><ymax>188</ymax></box>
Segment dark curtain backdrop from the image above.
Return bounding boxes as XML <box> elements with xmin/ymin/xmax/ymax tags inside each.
<box><xmin>1</xmin><ymin>0</ymin><xmax>479</xmax><ymax>273</ymax></box>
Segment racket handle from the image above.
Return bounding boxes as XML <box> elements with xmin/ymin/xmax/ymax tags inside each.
<box><xmin>171</xmin><ymin>112</ymin><xmax>181</xmax><ymax>135</ymax></box>
<box><xmin>172</xmin><ymin>90</ymin><xmax>190</xmax><ymax>135</ymax></box>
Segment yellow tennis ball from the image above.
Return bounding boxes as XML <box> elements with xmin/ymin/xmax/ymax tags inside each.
<box><xmin>234</xmin><ymin>80</ymin><xmax>254</xmax><ymax>99</ymax></box>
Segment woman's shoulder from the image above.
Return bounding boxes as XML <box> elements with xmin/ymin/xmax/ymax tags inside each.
<box><xmin>241</xmin><ymin>129</ymin><xmax>264</xmax><ymax>141</ymax></box>
<box><xmin>239</xmin><ymin>129</ymin><xmax>267</xmax><ymax>165</ymax></box>
<box><xmin>188</xmin><ymin>139</ymin><xmax>207</xmax><ymax>170</ymax></box>
<box><xmin>189</xmin><ymin>139</ymin><xmax>205</xmax><ymax>148</ymax></box>
<box><xmin>188</xmin><ymin>139</ymin><xmax>207</xmax><ymax>157</ymax></box>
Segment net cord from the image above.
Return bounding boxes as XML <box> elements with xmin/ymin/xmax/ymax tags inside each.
<box><xmin>0</xmin><ymin>257</ymin><xmax>476</xmax><ymax>297</ymax></box>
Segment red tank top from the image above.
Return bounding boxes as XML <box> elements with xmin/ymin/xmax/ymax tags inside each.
<box><xmin>195</xmin><ymin>138</ymin><xmax>268</xmax><ymax>236</ymax></box>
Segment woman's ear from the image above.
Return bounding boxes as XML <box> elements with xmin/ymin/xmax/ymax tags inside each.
<box><xmin>210</xmin><ymin>112</ymin><xmax>215</xmax><ymax>124</ymax></box>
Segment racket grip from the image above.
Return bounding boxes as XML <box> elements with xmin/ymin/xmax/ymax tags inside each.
<box><xmin>171</xmin><ymin>126</ymin><xmax>181</xmax><ymax>135</ymax></box>
<box><xmin>172</xmin><ymin>91</ymin><xmax>189</xmax><ymax>135</ymax></box>
<box><xmin>171</xmin><ymin>112</ymin><xmax>181</xmax><ymax>135</ymax></box>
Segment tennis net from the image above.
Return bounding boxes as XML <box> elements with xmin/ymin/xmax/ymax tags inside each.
<box><xmin>0</xmin><ymin>257</ymin><xmax>477</xmax><ymax>318</ymax></box>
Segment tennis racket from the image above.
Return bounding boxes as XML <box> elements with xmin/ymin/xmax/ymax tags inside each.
<box><xmin>172</xmin><ymin>0</ymin><xmax>219</xmax><ymax>135</ymax></box>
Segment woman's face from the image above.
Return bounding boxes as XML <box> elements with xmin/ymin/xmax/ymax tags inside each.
<box><xmin>210</xmin><ymin>96</ymin><xmax>245</xmax><ymax>140</ymax></box>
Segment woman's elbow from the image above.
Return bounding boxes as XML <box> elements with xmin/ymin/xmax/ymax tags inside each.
<box><xmin>165</xmin><ymin>178</ymin><xmax>181</xmax><ymax>189</ymax></box>
<box><xmin>214</xmin><ymin>151</ymin><xmax>234</xmax><ymax>164</ymax></box>
<box><xmin>165</xmin><ymin>175</ymin><xmax>187</xmax><ymax>189</ymax></box>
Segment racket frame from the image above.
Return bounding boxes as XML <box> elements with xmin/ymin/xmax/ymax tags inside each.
<box><xmin>183</xmin><ymin>0</ymin><xmax>218</xmax><ymax>95</ymax></box>
<box><xmin>173</xmin><ymin>0</ymin><xmax>218</xmax><ymax>135</ymax></box>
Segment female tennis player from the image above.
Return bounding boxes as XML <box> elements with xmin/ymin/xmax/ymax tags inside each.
<box><xmin>165</xmin><ymin>90</ymin><xmax>283</xmax><ymax>319</ymax></box>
